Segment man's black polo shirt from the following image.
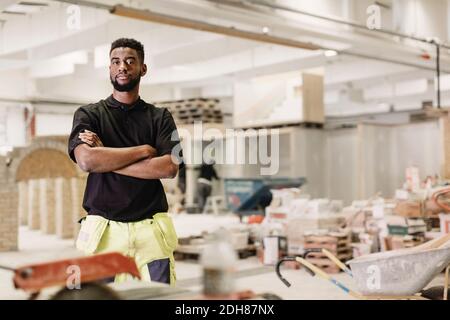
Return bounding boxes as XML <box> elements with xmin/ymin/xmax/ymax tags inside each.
<box><xmin>68</xmin><ymin>95</ymin><xmax>183</xmax><ymax>222</ymax></box>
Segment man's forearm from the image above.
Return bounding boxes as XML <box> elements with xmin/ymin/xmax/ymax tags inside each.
<box><xmin>114</xmin><ymin>155</ymin><xmax>178</xmax><ymax>180</ymax></box>
<box><xmin>75</xmin><ymin>144</ymin><xmax>155</xmax><ymax>173</ymax></box>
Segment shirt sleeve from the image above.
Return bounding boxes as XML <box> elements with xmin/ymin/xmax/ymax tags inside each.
<box><xmin>155</xmin><ymin>108</ymin><xmax>184</xmax><ymax>168</ymax></box>
<box><xmin>67</xmin><ymin>107</ymin><xmax>96</xmax><ymax>163</ymax></box>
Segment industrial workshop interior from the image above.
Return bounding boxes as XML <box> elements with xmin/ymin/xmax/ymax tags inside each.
<box><xmin>0</xmin><ymin>0</ymin><xmax>450</xmax><ymax>305</ymax></box>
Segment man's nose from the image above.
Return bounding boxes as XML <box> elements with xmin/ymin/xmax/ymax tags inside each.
<box><xmin>118</xmin><ymin>61</ymin><xmax>128</xmax><ymax>73</ymax></box>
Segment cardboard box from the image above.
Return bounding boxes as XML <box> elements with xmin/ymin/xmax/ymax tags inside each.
<box><xmin>384</xmin><ymin>235</ymin><xmax>425</xmax><ymax>250</ymax></box>
<box><xmin>394</xmin><ymin>200</ymin><xmax>423</xmax><ymax>218</ymax></box>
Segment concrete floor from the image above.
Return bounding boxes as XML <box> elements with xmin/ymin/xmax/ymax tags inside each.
<box><xmin>0</xmin><ymin>227</ymin><xmax>445</xmax><ymax>300</ymax></box>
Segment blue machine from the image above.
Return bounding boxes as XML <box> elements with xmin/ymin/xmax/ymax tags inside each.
<box><xmin>224</xmin><ymin>177</ymin><xmax>307</xmax><ymax>216</ymax></box>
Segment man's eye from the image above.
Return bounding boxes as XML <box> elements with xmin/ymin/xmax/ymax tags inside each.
<box><xmin>126</xmin><ymin>59</ymin><xmax>134</xmax><ymax>65</ymax></box>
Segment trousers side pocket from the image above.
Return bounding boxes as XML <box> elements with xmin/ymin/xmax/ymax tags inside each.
<box><xmin>75</xmin><ymin>215</ymin><xmax>109</xmax><ymax>254</ymax></box>
<box><xmin>153</xmin><ymin>213</ymin><xmax>178</xmax><ymax>251</ymax></box>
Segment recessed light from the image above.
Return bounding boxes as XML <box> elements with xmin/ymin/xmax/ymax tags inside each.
<box><xmin>324</xmin><ymin>50</ymin><xmax>338</xmax><ymax>57</ymax></box>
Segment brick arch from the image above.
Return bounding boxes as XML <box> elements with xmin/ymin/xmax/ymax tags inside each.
<box><xmin>8</xmin><ymin>136</ymin><xmax>84</xmax><ymax>183</ymax></box>
<box><xmin>16</xmin><ymin>148</ymin><xmax>77</xmax><ymax>181</ymax></box>
<box><xmin>0</xmin><ymin>136</ymin><xmax>88</xmax><ymax>251</ymax></box>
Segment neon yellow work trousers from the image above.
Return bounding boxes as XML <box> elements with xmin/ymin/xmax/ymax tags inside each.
<box><xmin>76</xmin><ymin>212</ymin><xmax>178</xmax><ymax>286</ymax></box>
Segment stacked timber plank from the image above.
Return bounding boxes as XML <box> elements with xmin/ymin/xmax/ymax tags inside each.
<box><xmin>159</xmin><ymin>98</ymin><xmax>223</xmax><ymax>125</ymax></box>
<box><xmin>174</xmin><ymin>232</ymin><xmax>256</xmax><ymax>261</ymax></box>
<box><xmin>303</xmin><ymin>231</ymin><xmax>353</xmax><ymax>274</ymax></box>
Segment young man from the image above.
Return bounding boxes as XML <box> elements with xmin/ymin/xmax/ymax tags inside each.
<box><xmin>196</xmin><ymin>162</ymin><xmax>220</xmax><ymax>213</ymax></box>
<box><xmin>68</xmin><ymin>38</ymin><xmax>183</xmax><ymax>285</ymax></box>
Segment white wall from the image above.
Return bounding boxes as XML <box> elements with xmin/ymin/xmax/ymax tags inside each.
<box><xmin>0</xmin><ymin>70</ymin><xmax>29</xmax><ymax>100</ymax></box>
<box><xmin>389</xmin><ymin>121</ymin><xmax>442</xmax><ymax>191</ymax></box>
<box><xmin>325</xmin><ymin>127</ymin><xmax>360</xmax><ymax>204</ymax></box>
<box><xmin>218</xmin><ymin>121</ymin><xmax>442</xmax><ymax>205</ymax></box>
<box><xmin>359</xmin><ymin>124</ymin><xmax>395</xmax><ymax>198</ymax></box>
<box><xmin>35</xmin><ymin>113</ymin><xmax>74</xmax><ymax>137</ymax></box>
<box><xmin>291</xmin><ymin>128</ymin><xmax>326</xmax><ymax>198</ymax></box>
<box><xmin>0</xmin><ymin>104</ymin><xmax>26</xmax><ymax>149</ymax></box>
<box><xmin>327</xmin><ymin>121</ymin><xmax>442</xmax><ymax>203</ymax></box>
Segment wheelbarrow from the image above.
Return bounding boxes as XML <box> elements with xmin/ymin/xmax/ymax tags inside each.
<box><xmin>276</xmin><ymin>233</ymin><xmax>450</xmax><ymax>300</ymax></box>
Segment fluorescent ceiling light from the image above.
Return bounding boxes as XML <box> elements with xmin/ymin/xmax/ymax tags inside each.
<box><xmin>324</xmin><ymin>50</ymin><xmax>338</xmax><ymax>57</ymax></box>
<box><xmin>0</xmin><ymin>145</ymin><xmax>13</xmax><ymax>156</ymax></box>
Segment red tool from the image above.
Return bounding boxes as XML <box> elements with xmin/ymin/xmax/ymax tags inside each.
<box><xmin>0</xmin><ymin>252</ymin><xmax>140</xmax><ymax>298</ymax></box>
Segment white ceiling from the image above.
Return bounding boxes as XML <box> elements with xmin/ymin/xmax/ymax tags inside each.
<box><xmin>0</xmin><ymin>0</ymin><xmax>448</xmax><ymax>116</ymax></box>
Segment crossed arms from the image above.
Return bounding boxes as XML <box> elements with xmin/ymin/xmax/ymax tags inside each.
<box><xmin>74</xmin><ymin>130</ymin><xmax>179</xmax><ymax>179</ymax></box>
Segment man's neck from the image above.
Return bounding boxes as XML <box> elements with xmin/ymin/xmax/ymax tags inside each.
<box><xmin>112</xmin><ymin>88</ymin><xmax>140</xmax><ymax>106</ymax></box>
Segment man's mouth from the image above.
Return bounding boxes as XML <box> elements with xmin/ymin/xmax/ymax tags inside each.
<box><xmin>116</xmin><ymin>75</ymin><xmax>129</xmax><ymax>80</ymax></box>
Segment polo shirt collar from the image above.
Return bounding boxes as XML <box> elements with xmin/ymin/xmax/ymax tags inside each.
<box><xmin>106</xmin><ymin>94</ymin><xmax>147</xmax><ymax>111</ymax></box>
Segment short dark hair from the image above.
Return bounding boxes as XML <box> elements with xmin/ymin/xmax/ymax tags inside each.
<box><xmin>110</xmin><ymin>38</ymin><xmax>145</xmax><ymax>63</ymax></box>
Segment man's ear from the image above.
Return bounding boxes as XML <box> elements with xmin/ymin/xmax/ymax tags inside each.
<box><xmin>141</xmin><ymin>64</ymin><xmax>148</xmax><ymax>77</ymax></box>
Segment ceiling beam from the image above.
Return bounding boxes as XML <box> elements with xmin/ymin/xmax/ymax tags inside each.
<box><xmin>110</xmin><ymin>4</ymin><xmax>323</xmax><ymax>51</ymax></box>
<box><xmin>54</xmin><ymin>1</ymin><xmax>450</xmax><ymax>73</ymax></box>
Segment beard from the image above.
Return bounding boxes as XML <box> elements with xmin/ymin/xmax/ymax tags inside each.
<box><xmin>110</xmin><ymin>74</ymin><xmax>141</xmax><ymax>92</ymax></box>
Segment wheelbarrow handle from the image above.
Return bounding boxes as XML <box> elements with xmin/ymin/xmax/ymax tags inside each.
<box><xmin>275</xmin><ymin>257</ymin><xmax>309</xmax><ymax>287</ymax></box>
<box><xmin>295</xmin><ymin>257</ymin><xmax>363</xmax><ymax>299</ymax></box>
<box><xmin>275</xmin><ymin>255</ymin><xmax>362</xmax><ymax>299</ymax></box>
<box><xmin>275</xmin><ymin>249</ymin><xmax>354</xmax><ymax>289</ymax></box>
<box><xmin>0</xmin><ymin>265</ymin><xmax>16</xmax><ymax>272</ymax></box>
<box><xmin>303</xmin><ymin>248</ymin><xmax>353</xmax><ymax>277</ymax></box>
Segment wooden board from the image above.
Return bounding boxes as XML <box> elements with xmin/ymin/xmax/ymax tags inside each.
<box><xmin>174</xmin><ymin>244</ymin><xmax>257</xmax><ymax>261</ymax></box>
<box><xmin>440</xmin><ymin>114</ymin><xmax>450</xmax><ymax>179</ymax></box>
<box><xmin>305</xmin><ymin>251</ymin><xmax>352</xmax><ymax>261</ymax></box>
<box><xmin>302</xmin><ymin>73</ymin><xmax>324</xmax><ymax>124</ymax></box>
<box><xmin>158</xmin><ymin>97</ymin><xmax>224</xmax><ymax>125</ymax></box>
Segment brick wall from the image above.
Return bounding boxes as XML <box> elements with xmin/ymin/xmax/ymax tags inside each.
<box><xmin>0</xmin><ymin>188</ymin><xmax>19</xmax><ymax>251</ymax></box>
<box><xmin>0</xmin><ymin>156</ymin><xmax>18</xmax><ymax>251</ymax></box>
<box><xmin>0</xmin><ymin>136</ymin><xmax>86</xmax><ymax>252</ymax></box>
<box><xmin>27</xmin><ymin>179</ymin><xmax>40</xmax><ymax>230</ymax></box>
<box><xmin>55</xmin><ymin>177</ymin><xmax>74</xmax><ymax>239</ymax></box>
<box><xmin>18</xmin><ymin>181</ymin><xmax>28</xmax><ymax>226</ymax></box>
<box><xmin>39</xmin><ymin>178</ymin><xmax>56</xmax><ymax>234</ymax></box>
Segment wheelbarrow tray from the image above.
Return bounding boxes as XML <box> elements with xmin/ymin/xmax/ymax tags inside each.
<box><xmin>347</xmin><ymin>247</ymin><xmax>450</xmax><ymax>296</ymax></box>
